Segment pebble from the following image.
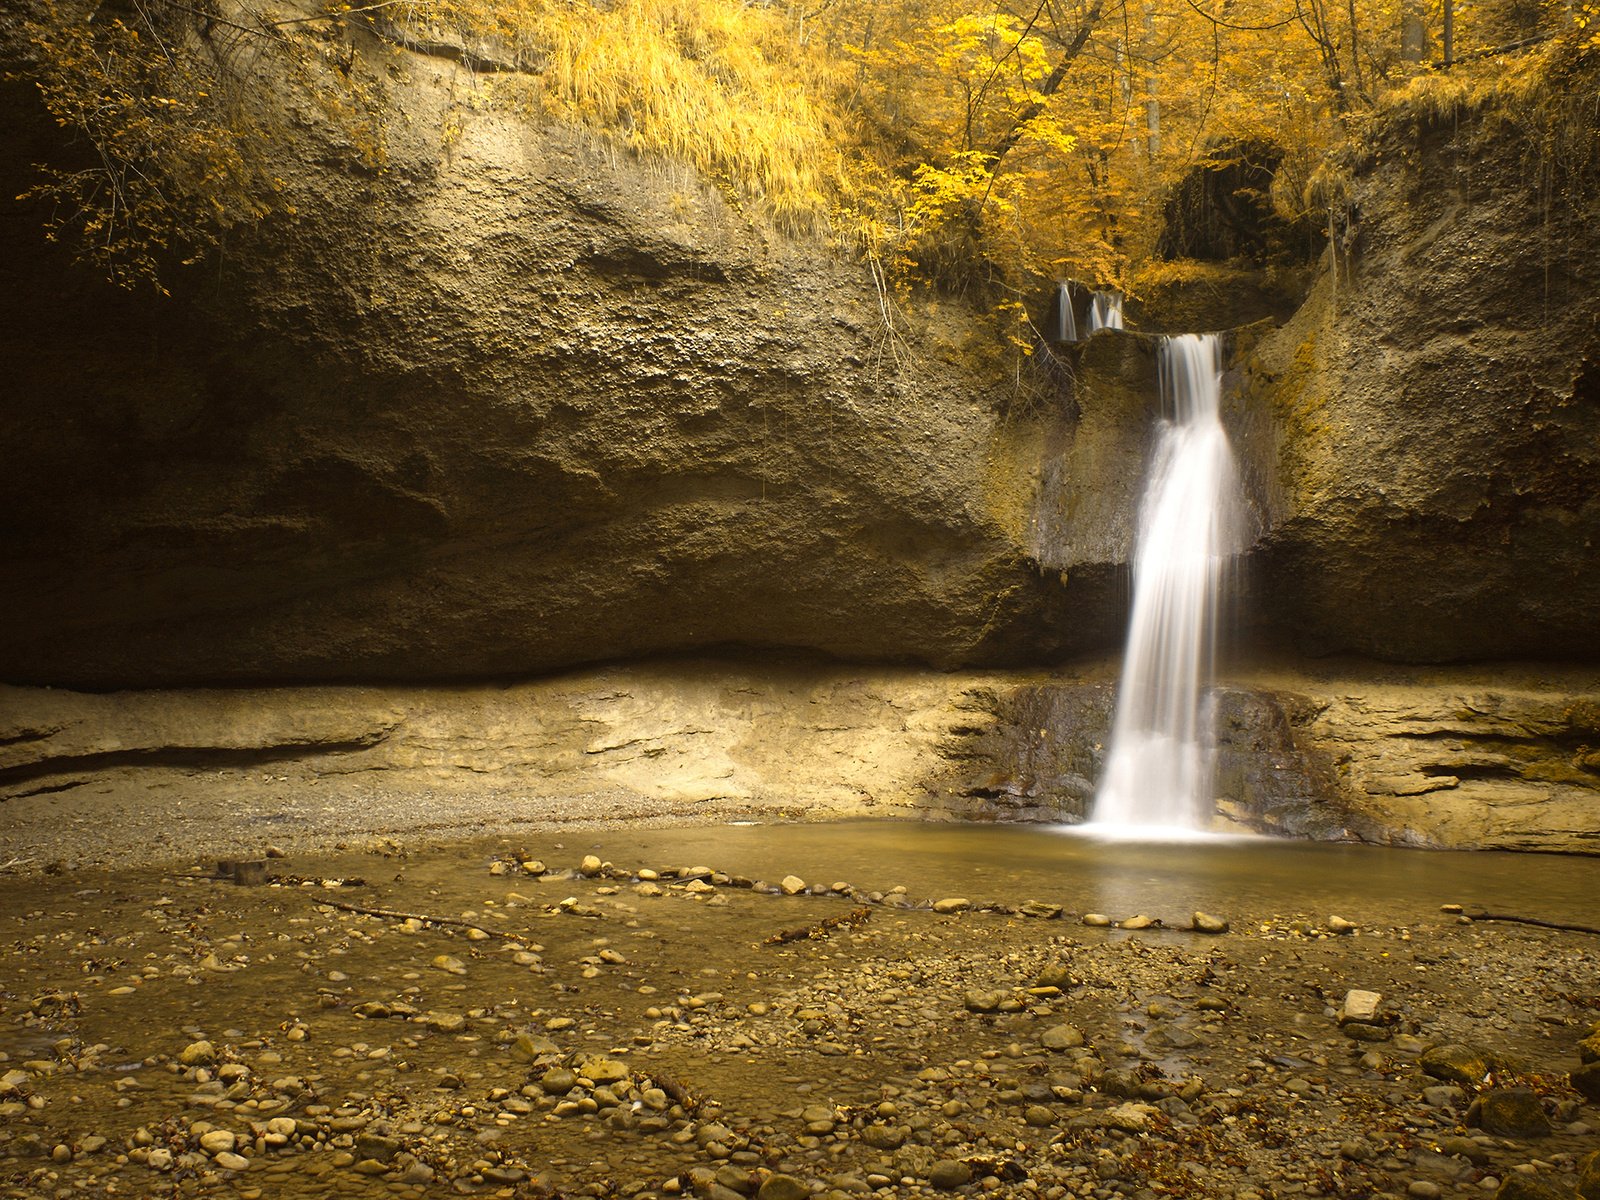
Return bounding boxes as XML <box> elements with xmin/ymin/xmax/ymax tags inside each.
<box><xmin>1119</xmin><ymin>914</ymin><xmax>1157</xmax><ymax>930</ymax></box>
<box><xmin>1082</xmin><ymin>913</ymin><xmax>1112</xmax><ymax>927</ymax></box>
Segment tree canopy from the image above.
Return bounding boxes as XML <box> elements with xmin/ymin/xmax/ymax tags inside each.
<box><xmin>16</xmin><ymin>0</ymin><xmax>1599</xmax><ymax>315</ymax></box>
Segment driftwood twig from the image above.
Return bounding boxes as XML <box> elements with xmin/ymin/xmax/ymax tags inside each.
<box><xmin>764</xmin><ymin>906</ymin><xmax>872</xmax><ymax>946</ymax></box>
<box><xmin>1445</xmin><ymin>905</ymin><xmax>1600</xmax><ymax>936</ymax></box>
<box><xmin>313</xmin><ymin>897</ymin><xmax>521</xmax><ymax>940</ymax></box>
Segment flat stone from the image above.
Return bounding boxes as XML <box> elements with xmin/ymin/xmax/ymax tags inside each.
<box><xmin>1041</xmin><ymin>1024</ymin><xmax>1086</xmax><ymax>1051</ymax></box>
<box><xmin>1339</xmin><ymin>990</ymin><xmax>1383</xmax><ymax>1025</ymax></box>
<box><xmin>1082</xmin><ymin>913</ymin><xmax>1112</xmax><ymax>927</ymax></box>
<box><xmin>932</xmin><ymin>898</ymin><xmax>971</xmax><ymax>914</ymax></box>
<box><xmin>1119</xmin><ymin>914</ymin><xmax>1157</xmax><ymax>930</ymax></box>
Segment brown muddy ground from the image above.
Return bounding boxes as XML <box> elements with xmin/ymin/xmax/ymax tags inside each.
<box><xmin>1</xmin><ymin>823</ymin><xmax>1597</xmax><ymax>1200</ymax></box>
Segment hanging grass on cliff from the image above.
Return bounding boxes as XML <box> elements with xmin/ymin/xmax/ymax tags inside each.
<box><xmin>15</xmin><ymin>0</ymin><xmax>1598</xmax><ymax>308</ymax></box>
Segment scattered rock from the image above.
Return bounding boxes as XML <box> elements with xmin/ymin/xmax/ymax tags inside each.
<box><xmin>1494</xmin><ymin>1177</ymin><xmax>1579</xmax><ymax>1200</ymax></box>
<box><xmin>178</xmin><ymin>1040</ymin><xmax>217</xmax><ymax>1066</ymax></box>
<box><xmin>1420</xmin><ymin>1043</ymin><xmax>1495</xmax><ymax>1088</ymax></box>
<box><xmin>757</xmin><ymin>1174</ymin><xmax>810</xmax><ymax>1200</ymax></box>
<box><xmin>928</xmin><ymin>1159</ymin><xmax>973</xmax><ymax>1190</ymax></box>
<box><xmin>1571</xmin><ymin>1062</ymin><xmax>1600</xmax><ymax>1104</ymax></box>
<box><xmin>1468</xmin><ymin>1089</ymin><xmax>1552</xmax><ymax>1139</ymax></box>
<box><xmin>1339</xmin><ymin>990</ymin><xmax>1383</xmax><ymax>1026</ymax></box>
<box><xmin>1192</xmin><ymin>911</ymin><xmax>1229</xmax><ymax>934</ymax></box>
<box><xmin>1041</xmin><ymin>1024</ymin><xmax>1086</xmax><ymax>1051</ymax></box>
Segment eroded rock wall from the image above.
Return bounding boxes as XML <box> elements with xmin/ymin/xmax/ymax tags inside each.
<box><xmin>0</xmin><ymin>22</ymin><xmax>1107</xmax><ymax>688</ymax></box>
<box><xmin>4</xmin><ymin>661</ymin><xmax>1596</xmax><ymax>867</ymax></box>
<box><xmin>1243</xmin><ymin>90</ymin><xmax>1600</xmax><ymax>662</ymax></box>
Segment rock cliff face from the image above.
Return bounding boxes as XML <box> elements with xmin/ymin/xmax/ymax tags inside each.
<box><xmin>1243</xmin><ymin>89</ymin><xmax>1600</xmax><ymax>661</ymax></box>
<box><xmin>0</xmin><ymin>31</ymin><xmax>1107</xmax><ymax>688</ymax></box>
<box><xmin>3</xmin><ymin>16</ymin><xmax>1600</xmax><ymax>851</ymax></box>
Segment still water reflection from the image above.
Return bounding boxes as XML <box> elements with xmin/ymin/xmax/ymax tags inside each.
<box><xmin>578</xmin><ymin>821</ymin><xmax>1599</xmax><ymax>929</ymax></box>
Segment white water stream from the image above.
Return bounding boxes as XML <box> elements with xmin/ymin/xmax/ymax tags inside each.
<box><xmin>1089</xmin><ymin>333</ymin><xmax>1247</xmax><ymax>833</ymax></box>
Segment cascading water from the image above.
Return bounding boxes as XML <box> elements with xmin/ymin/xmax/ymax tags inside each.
<box><xmin>1086</xmin><ymin>290</ymin><xmax>1124</xmax><ymax>333</ymax></box>
<box><xmin>1089</xmin><ymin>333</ymin><xmax>1247</xmax><ymax>832</ymax></box>
<box><xmin>1053</xmin><ymin>282</ymin><xmax>1078</xmax><ymax>343</ymax></box>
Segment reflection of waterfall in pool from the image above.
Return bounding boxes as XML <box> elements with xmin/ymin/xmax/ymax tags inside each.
<box><xmin>1086</xmin><ymin>290</ymin><xmax>1124</xmax><ymax>333</ymax></box>
<box><xmin>1089</xmin><ymin>333</ymin><xmax>1247</xmax><ymax>834</ymax></box>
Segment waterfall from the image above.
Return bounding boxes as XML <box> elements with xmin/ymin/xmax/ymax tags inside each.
<box><xmin>1090</xmin><ymin>333</ymin><xmax>1246</xmax><ymax>831</ymax></box>
<box><xmin>1053</xmin><ymin>282</ymin><xmax>1078</xmax><ymax>343</ymax></box>
<box><xmin>1086</xmin><ymin>291</ymin><xmax>1124</xmax><ymax>333</ymax></box>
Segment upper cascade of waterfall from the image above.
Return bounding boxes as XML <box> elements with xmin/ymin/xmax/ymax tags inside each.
<box><xmin>1086</xmin><ymin>291</ymin><xmax>1124</xmax><ymax>334</ymax></box>
<box><xmin>1053</xmin><ymin>282</ymin><xmax>1078</xmax><ymax>344</ymax></box>
<box><xmin>1088</xmin><ymin>332</ymin><xmax>1247</xmax><ymax>834</ymax></box>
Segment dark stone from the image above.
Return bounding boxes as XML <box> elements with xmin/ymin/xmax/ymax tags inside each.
<box><xmin>1571</xmin><ymin>1062</ymin><xmax>1600</xmax><ymax>1104</ymax></box>
<box><xmin>1419</xmin><ymin>1044</ymin><xmax>1495</xmax><ymax>1088</ymax></box>
<box><xmin>928</xmin><ymin>1160</ymin><xmax>973</xmax><ymax>1191</ymax></box>
<box><xmin>1468</xmin><ymin>1088</ymin><xmax>1552</xmax><ymax>1139</ymax></box>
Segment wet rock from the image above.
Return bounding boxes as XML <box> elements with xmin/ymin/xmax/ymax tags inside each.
<box><xmin>1422</xmin><ymin>1085</ymin><xmax>1468</xmax><ymax>1109</ymax></box>
<box><xmin>540</xmin><ymin>1068</ymin><xmax>577</xmax><ymax>1095</ymax></box>
<box><xmin>178</xmin><ymin>1040</ymin><xmax>217</xmax><ymax>1066</ymax></box>
<box><xmin>928</xmin><ymin>1160</ymin><xmax>973</xmax><ymax>1190</ymax></box>
<box><xmin>1328</xmin><ymin>915</ymin><xmax>1358</xmax><ymax>934</ymax></box>
<box><xmin>575</xmin><ymin>1055</ymin><xmax>629</xmax><ymax>1085</ymax></box>
<box><xmin>1468</xmin><ymin>1089</ymin><xmax>1552</xmax><ymax>1138</ymax></box>
<box><xmin>1420</xmin><ymin>1043</ymin><xmax>1494</xmax><ymax>1088</ymax></box>
<box><xmin>860</xmin><ymin>1124</ymin><xmax>906</xmax><ymax>1150</ymax></box>
<box><xmin>1119</xmin><ymin>914</ymin><xmax>1157</xmax><ymax>930</ymax></box>
<box><xmin>757</xmin><ymin>1175</ymin><xmax>810</xmax><ymax>1200</ymax></box>
<box><xmin>1103</xmin><ymin>1102</ymin><xmax>1155</xmax><ymax>1132</ymax></box>
<box><xmin>579</xmin><ymin>855</ymin><xmax>603</xmax><ymax>877</ymax></box>
<box><xmin>932</xmin><ymin>898</ymin><xmax>971</xmax><ymax>914</ymax></box>
<box><xmin>1192</xmin><ymin>912</ymin><xmax>1229</xmax><ymax>934</ymax></box>
<box><xmin>963</xmin><ymin>990</ymin><xmax>1002</xmax><ymax>1014</ymax></box>
<box><xmin>1019</xmin><ymin>901</ymin><xmax>1063</xmax><ymax>919</ymax></box>
<box><xmin>1571</xmin><ymin>1062</ymin><xmax>1600</xmax><ymax>1104</ymax></box>
<box><xmin>1493</xmin><ymin>1177</ymin><xmax>1579</xmax><ymax>1200</ymax></box>
<box><xmin>780</xmin><ymin>876</ymin><xmax>808</xmax><ymax>896</ymax></box>
<box><xmin>1578</xmin><ymin>1031</ymin><xmax>1600</xmax><ymax>1065</ymax></box>
<box><xmin>1082</xmin><ymin>914</ymin><xmax>1112</xmax><ymax>927</ymax></box>
<box><xmin>1041</xmin><ymin>1025</ymin><xmax>1086</xmax><ymax>1051</ymax></box>
<box><xmin>1577</xmin><ymin>1151</ymin><xmax>1600</xmax><ymax>1200</ymax></box>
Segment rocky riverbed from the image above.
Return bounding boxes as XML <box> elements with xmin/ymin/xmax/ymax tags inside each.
<box><xmin>2</xmin><ymin>832</ymin><xmax>1598</xmax><ymax>1200</ymax></box>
